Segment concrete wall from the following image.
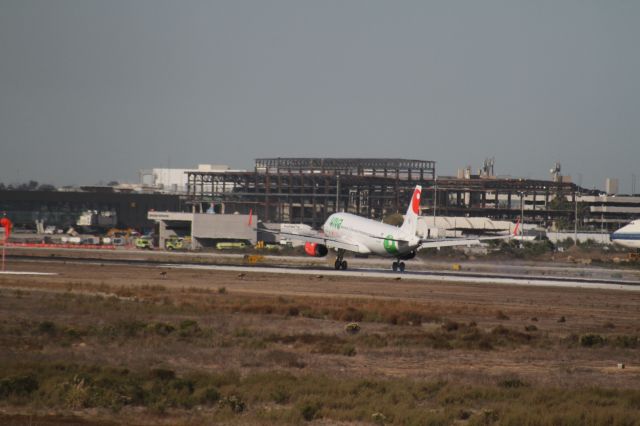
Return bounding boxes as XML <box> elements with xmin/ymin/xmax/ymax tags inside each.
<box><xmin>192</xmin><ymin>214</ymin><xmax>257</xmax><ymax>246</ymax></box>
<box><xmin>150</xmin><ymin>211</ymin><xmax>257</xmax><ymax>249</ymax></box>
<box><xmin>547</xmin><ymin>232</ymin><xmax>611</xmax><ymax>244</ymax></box>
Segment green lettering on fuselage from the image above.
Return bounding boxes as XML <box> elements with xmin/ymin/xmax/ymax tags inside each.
<box><xmin>329</xmin><ymin>217</ymin><xmax>344</xmax><ymax>229</ymax></box>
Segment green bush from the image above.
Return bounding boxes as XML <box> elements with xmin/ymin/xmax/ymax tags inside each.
<box><xmin>580</xmin><ymin>334</ymin><xmax>604</xmax><ymax>347</ymax></box>
<box><xmin>179</xmin><ymin>320</ymin><xmax>201</xmax><ymax>337</ymax></box>
<box><xmin>149</xmin><ymin>322</ymin><xmax>175</xmax><ymax>336</ymax></box>
<box><xmin>344</xmin><ymin>322</ymin><xmax>361</xmax><ymax>334</ymax></box>
<box><xmin>299</xmin><ymin>400</ymin><xmax>322</xmax><ymax>421</ymax></box>
<box><xmin>197</xmin><ymin>387</ymin><xmax>220</xmax><ymax>405</ymax></box>
<box><xmin>271</xmin><ymin>387</ymin><xmax>290</xmax><ymax>404</ymax></box>
<box><xmin>219</xmin><ymin>395</ymin><xmax>246</xmax><ymax>413</ymax></box>
<box><xmin>150</xmin><ymin>368</ymin><xmax>176</xmax><ymax>381</ymax></box>
<box><xmin>37</xmin><ymin>321</ymin><xmax>57</xmax><ymax>335</ymax></box>
<box><xmin>0</xmin><ymin>375</ymin><xmax>38</xmax><ymax>399</ymax></box>
<box><xmin>611</xmin><ymin>335</ymin><xmax>639</xmax><ymax>348</ymax></box>
<box><xmin>498</xmin><ymin>377</ymin><xmax>527</xmax><ymax>388</ymax></box>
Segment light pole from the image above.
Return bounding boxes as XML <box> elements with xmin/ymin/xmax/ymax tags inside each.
<box><xmin>574</xmin><ymin>191</ymin><xmax>579</xmax><ymax>246</ymax></box>
<box><xmin>335</xmin><ymin>174</ymin><xmax>340</xmax><ymax>213</ymax></box>
<box><xmin>520</xmin><ymin>192</ymin><xmax>525</xmax><ymax>244</ymax></box>
<box><xmin>433</xmin><ymin>176</ymin><xmax>437</xmax><ymax>219</ymax></box>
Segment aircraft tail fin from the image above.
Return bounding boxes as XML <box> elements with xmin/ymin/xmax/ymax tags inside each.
<box><xmin>400</xmin><ymin>185</ymin><xmax>422</xmax><ymax>237</ymax></box>
<box><xmin>513</xmin><ymin>217</ymin><xmax>521</xmax><ymax>236</ymax></box>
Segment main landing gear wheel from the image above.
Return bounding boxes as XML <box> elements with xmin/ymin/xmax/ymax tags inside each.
<box><xmin>334</xmin><ymin>249</ymin><xmax>348</xmax><ymax>270</ymax></box>
<box><xmin>392</xmin><ymin>261</ymin><xmax>406</xmax><ymax>273</ymax></box>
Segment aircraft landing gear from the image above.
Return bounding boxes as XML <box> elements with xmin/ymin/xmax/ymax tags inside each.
<box><xmin>392</xmin><ymin>261</ymin><xmax>405</xmax><ymax>273</ymax></box>
<box><xmin>334</xmin><ymin>249</ymin><xmax>348</xmax><ymax>270</ymax></box>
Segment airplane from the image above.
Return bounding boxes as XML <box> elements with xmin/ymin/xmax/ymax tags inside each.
<box><xmin>279</xmin><ymin>185</ymin><xmax>517</xmax><ymax>272</ymax></box>
<box><xmin>610</xmin><ymin>220</ymin><xmax>640</xmax><ymax>250</ymax></box>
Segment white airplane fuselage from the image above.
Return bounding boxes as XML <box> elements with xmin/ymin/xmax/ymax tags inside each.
<box><xmin>611</xmin><ymin>220</ymin><xmax>640</xmax><ymax>249</ymax></box>
<box><xmin>322</xmin><ymin>212</ymin><xmax>420</xmax><ymax>257</ymax></box>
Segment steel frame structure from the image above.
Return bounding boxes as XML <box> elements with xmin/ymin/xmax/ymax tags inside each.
<box><xmin>186</xmin><ymin>158</ymin><xmax>588</xmax><ymax>227</ymax></box>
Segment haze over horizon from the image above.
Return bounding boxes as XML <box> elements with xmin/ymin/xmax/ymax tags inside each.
<box><xmin>1</xmin><ymin>1</ymin><xmax>638</xmax><ymax>192</ymax></box>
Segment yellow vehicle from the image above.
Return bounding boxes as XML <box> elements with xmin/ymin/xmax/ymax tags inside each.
<box><xmin>165</xmin><ymin>236</ymin><xmax>191</xmax><ymax>251</ymax></box>
<box><xmin>134</xmin><ymin>236</ymin><xmax>153</xmax><ymax>250</ymax></box>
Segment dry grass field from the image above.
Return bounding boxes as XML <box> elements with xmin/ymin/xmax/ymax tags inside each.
<box><xmin>1</xmin><ymin>260</ymin><xmax>639</xmax><ymax>425</ymax></box>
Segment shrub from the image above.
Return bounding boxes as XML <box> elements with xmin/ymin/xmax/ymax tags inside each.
<box><xmin>150</xmin><ymin>368</ymin><xmax>176</xmax><ymax>381</ymax></box>
<box><xmin>498</xmin><ymin>377</ymin><xmax>527</xmax><ymax>388</ymax></box>
<box><xmin>199</xmin><ymin>387</ymin><xmax>221</xmax><ymax>405</ymax></box>
<box><xmin>37</xmin><ymin>321</ymin><xmax>57</xmax><ymax>335</ymax></box>
<box><xmin>372</xmin><ymin>412</ymin><xmax>387</xmax><ymax>425</ymax></box>
<box><xmin>299</xmin><ymin>400</ymin><xmax>322</xmax><ymax>421</ymax></box>
<box><xmin>271</xmin><ymin>387</ymin><xmax>290</xmax><ymax>404</ymax></box>
<box><xmin>0</xmin><ymin>375</ymin><xmax>39</xmax><ymax>398</ymax></box>
<box><xmin>150</xmin><ymin>322</ymin><xmax>175</xmax><ymax>336</ymax></box>
<box><xmin>441</xmin><ymin>320</ymin><xmax>459</xmax><ymax>332</ymax></box>
<box><xmin>580</xmin><ymin>334</ymin><xmax>604</xmax><ymax>347</ymax></box>
<box><xmin>218</xmin><ymin>287</ymin><xmax>227</xmax><ymax>294</ymax></box>
<box><xmin>219</xmin><ymin>395</ymin><xmax>246</xmax><ymax>413</ymax></box>
<box><xmin>611</xmin><ymin>335</ymin><xmax>639</xmax><ymax>348</ymax></box>
<box><xmin>344</xmin><ymin>322</ymin><xmax>361</xmax><ymax>334</ymax></box>
<box><xmin>524</xmin><ymin>325</ymin><xmax>538</xmax><ymax>332</ymax></box>
<box><xmin>113</xmin><ymin>320</ymin><xmax>147</xmax><ymax>337</ymax></box>
<box><xmin>179</xmin><ymin>320</ymin><xmax>201</xmax><ymax>337</ymax></box>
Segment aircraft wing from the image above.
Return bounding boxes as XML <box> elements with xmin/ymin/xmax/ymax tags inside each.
<box><xmin>277</xmin><ymin>231</ymin><xmax>364</xmax><ymax>253</ymax></box>
<box><xmin>419</xmin><ymin>217</ymin><xmax>519</xmax><ymax>249</ymax></box>
<box><xmin>419</xmin><ymin>234</ymin><xmax>512</xmax><ymax>249</ymax></box>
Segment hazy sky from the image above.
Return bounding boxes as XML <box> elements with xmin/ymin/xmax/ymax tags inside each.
<box><xmin>1</xmin><ymin>1</ymin><xmax>638</xmax><ymax>190</ymax></box>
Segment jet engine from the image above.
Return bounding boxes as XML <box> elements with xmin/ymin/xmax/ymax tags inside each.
<box><xmin>304</xmin><ymin>242</ymin><xmax>328</xmax><ymax>257</ymax></box>
<box><xmin>398</xmin><ymin>250</ymin><xmax>417</xmax><ymax>260</ymax></box>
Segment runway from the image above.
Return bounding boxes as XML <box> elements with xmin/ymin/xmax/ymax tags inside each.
<box><xmin>164</xmin><ymin>263</ymin><xmax>640</xmax><ymax>292</ymax></box>
<box><xmin>4</xmin><ymin>247</ymin><xmax>639</xmax><ymax>291</ymax></box>
<box><xmin>0</xmin><ymin>271</ymin><xmax>58</xmax><ymax>276</ymax></box>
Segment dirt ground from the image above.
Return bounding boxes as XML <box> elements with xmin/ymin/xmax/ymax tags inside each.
<box><xmin>0</xmin><ymin>256</ymin><xmax>640</xmax><ymax>387</ymax></box>
<box><xmin>1</xmin><ymin>258</ymin><xmax>640</xmax><ymax>424</ymax></box>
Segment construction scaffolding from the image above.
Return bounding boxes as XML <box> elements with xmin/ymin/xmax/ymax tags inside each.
<box><xmin>186</xmin><ymin>158</ymin><xmax>586</xmax><ymax>228</ymax></box>
<box><xmin>187</xmin><ymin>158</ymin><xmax>435</xmax><ymax>227</ymax></box>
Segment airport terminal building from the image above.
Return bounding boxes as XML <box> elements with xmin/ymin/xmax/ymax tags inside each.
<box><xmin>2</xmin><ymin>157</ymin><xmax>638</xmax><ymax>235</ymax></box>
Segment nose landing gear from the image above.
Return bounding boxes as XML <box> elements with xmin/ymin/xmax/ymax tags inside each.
<box><xmin>392</xmin><ymin>261</ymin><xmax>405</xmax><ymax>272</ymax></box>
<box><xmin>334</xmin><ymin>249</ymin><xmax>348</xmax><ymax>270</ymax></box>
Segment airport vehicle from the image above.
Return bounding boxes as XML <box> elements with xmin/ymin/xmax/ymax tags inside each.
<box><xmin>165</xmin><ymin>236</ymin><xmax>191</xmax><ymax>250</ymax></box>
<box><xmin>280</xmin><ymin>185</ymin><xmax>515</xmax><ymax>271</ymax></box>
<box><xmin>216</xmin><ymin>241</ymin><xmax>247</xmax><ymax>250</ymax></box>
<box><xmin>611</xmin><ymin>220</ymin><xmax>640</xmax><ymax>250</ymax></box>
<box><xmin>134</xmin><ymin>236</ymin><xmax>153</xmax><ymax>250</ymax></box>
